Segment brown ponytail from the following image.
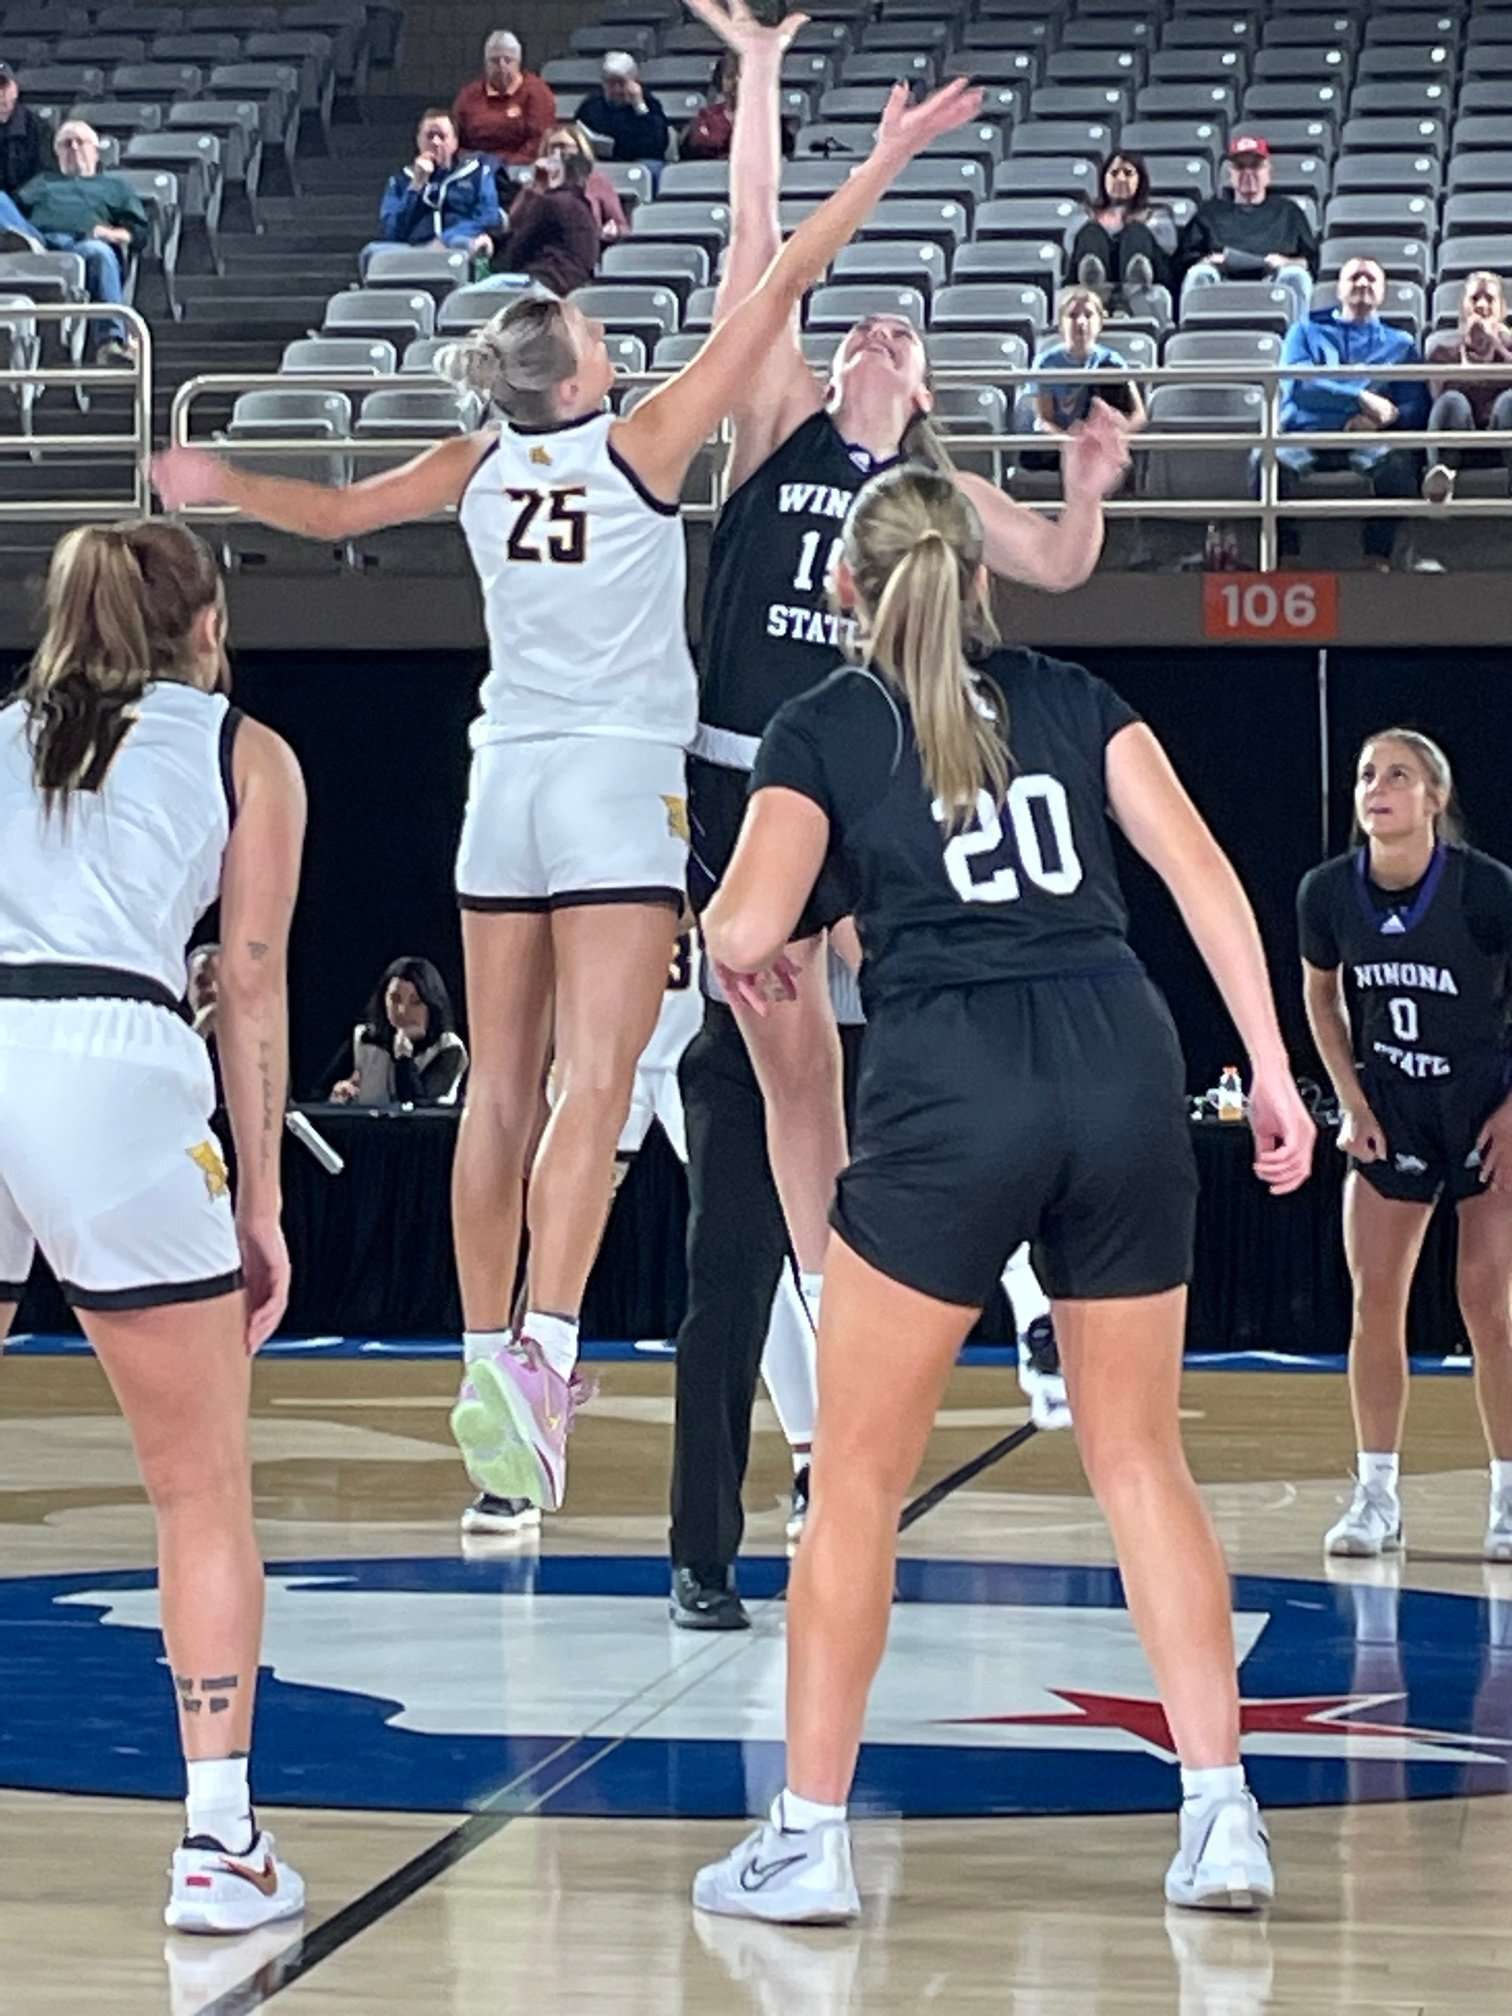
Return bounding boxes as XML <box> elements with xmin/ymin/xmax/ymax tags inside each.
<box><xmin>23</xmin><ymin>519</ymin><xmax>225</xmax><ymax>816</ymax></box>
<box><xmin>841</xmin><ymin>463</ymin><xmax>1005</xmax><ymax>830</ymax></box>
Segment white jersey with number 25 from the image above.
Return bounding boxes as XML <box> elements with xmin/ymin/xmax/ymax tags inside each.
<box><xmin>459</xmin><ymin>412</ymin><xmax>697</xmax><ymax>752</ymax></box>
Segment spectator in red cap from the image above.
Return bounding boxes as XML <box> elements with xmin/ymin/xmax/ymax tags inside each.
<box><xmin>1178</xmin><ymin>136</ymin><xmax>1317</xmax><ymax>326</ymax></box>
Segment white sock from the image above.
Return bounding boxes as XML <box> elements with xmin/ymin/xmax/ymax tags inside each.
<box><xmin>1180</xmin><ymin>1763</ymin><xmax>1246</xmax><ymax>1807</ymax></box>
<box><xmin>1359</xmin><ymin>1451</ymin><xmax>1401</xmax><ymax>1494</ymax></box>
<box><xmin>1492</xmin><ymin>1458</ymin><xmax>1512</xmax><ymax>1497</ymax></box>
<box><xmin>758</xmin><ymin>1270</ymin><xmax>817</xmax><ymax>1449</ymax></box>
<box><xmin>798</xmin><ymin>1269</ymin><xmax>823</xmax><ymax>1329</ymax></box>
<box><xmin>525</xmin><ymin>1311</ymin><xmax>579</xmax><ymax>1381</ymax></box>
<box><xmin>464</xmin><ymin>1328</ymin><xmax>508</xmax><ymax>1367</ymax></box>
<box><xmin>1001</xmin><ymin>1242</ymin><xmax>1050</xmax><ymax>1331</ymax></box>
<box><xmin>773</xmin><ymin>1787</ymin><xmax>846</xmax><ymax>1832</ymax></box>
<box><xmin>186</xmin><ymin>1755</ymin><xmax>253</xmax><ymax>1849</ymax></box>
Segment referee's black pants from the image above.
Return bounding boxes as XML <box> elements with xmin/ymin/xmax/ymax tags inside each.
<box><xmin>668</xmin><ymin>1000</ymin><xmax>861</xmax><ymax>1575</ymax></box>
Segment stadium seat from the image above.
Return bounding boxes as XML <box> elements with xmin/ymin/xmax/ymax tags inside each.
<box><xmin>570</xmin><ymin>25</ymin><xmax>657</xmax><ymax>60</ymax></box>
<box><xmin>229</xmin><ymin>386</ymin><xmax>350</xmax><ymax>435</ymax></box>
<box><xmin>123</xmin><ymin>132</ymin><xmax>223</xmax><ymax>270</ymax></box>
<box><xmin>858</xmin><ymin>199</ymin><xmax>969</xmax><ymax>258</ymax></box>
<box><xmin>657</xmin><ymin>162</ymin><xmax>731</xmax><ymax>201</ymax></box>
<box><xmin>1031</xmin><ymin>85</ymin><xmax>1132</xmax><ymax>124</ymax></box>
<box><xmin>1181</xmin><ymin>281</ymin><xmax>1297</xmax><ymax>335</ymax></box>
<box><xmin>1331</xmin><ymin>151</ymin><xmax>1441</xmax><ymax>198</ymax></box>
<box><xmin>779</xmin><ymin>161</ymin><xmax>852</xmax><ymax>201</ymax></box>
<box><xmin>1349</xmin><ymin>82</ymin><xmax>1452</xmax><ymax>124</ymax></box>
<box><xmin>1454</xmin><ymin>117</ymin><xmax>1512</xmax><ymax>156</ymax></box>
<box><xmin>109</xmin><ymin>63</ymin><xmax>205</xmax><ymax>103</ymax></box>
<box><xmin>651</xmin><ymin>332</ymin><xmax>705</xmax><ymax>370</ymax></box>
<box><xmin>1252</xmin><ymin>46</ymin><xmax>1353</xmax><ymax>85</ymax></box>
<box><xmin>1147</xmin><ymin>50</ymin><xmax>1248</xmax><ymax>89</ymax></box>
<box><xmin>841</xmin><ymin>51</ymin><xmax>936</xmax><ymax>86</ymax></box>
<box><xmin>362</xmin><ymin>248</ymin><xmax>471</xmax><ymax>298</ymax></box>
<box><xmin>1047</xmin><ymin>49</ymin><xmax>1144</xmax><ymax>89</ymax></box>
<box><xmin>1438</xmin><ymin>235</ymin><xmax>1512</xmax><ymax>283</ymax></box>
<box><xmin>114</xmin><ymin>164</ymin><xmax>182</xmax><ymax>316</ymax></box>
<box><xmin>683</xmin><ymin>286</ymin><xmax>717</xmax><ymax>332</ymax></box>
<box><xmin>817</xmin><ymin>86</ymin><xmax>893</xmax><ymax>125</ymax></box>
<box><xmin>833</xmin><ymin>240</ymin><xmax>949</xmax><ymax>294</ymax></box>
<box><xmin>945</xmin><ymin>51</ymin><xmax>1042</xmax><ymax>89</ymax></box>
<box><xmin>1356</xmin><ymin>46</ymin><xmax>1455</xmax><ymax>82</ymax></box>
<box><xmin>1162</xmin><ymin>19</ymin><xmax>1256</xmax><ymax>53</ymax></box>
<box><xmin>1120</xmin><ymin>119</ymin><xmax>1227</xmax><ymax>168</ymax></box>
<box><xmin>281</xmin><ymin>336</ymin><xmax>395</xmax><ymax>375</ymax></box>
<box><xmin>1142</xmin><ymin>154</ymin><xmax>1216</xmax><ymax>202</ymax></box>
<box><xmin>400</xmin><ymin>336</ymin><xmax>456</xmax><ymax>376</ymax></box>
<box><xmin>70</xmin><ymin>102</ymin><xmax>164</xmax><ymax>140</ymax></box>
<box><xmin>890</xmin><ymin>159</ymin><xmax>991</xmax><ymax>213</ymax></box>
<box><xmin>1447</xmin><ymin>152</ymin><xmax>1512</xmax><ymax>193</ymax></box>
<box><xmin>1368</xmin><ymin>13</ymin><xmax>1462</xmax><ymax>47</ymax></box>
<box><xmin>1164</xmin><ymin>328</ymin><xmax>1284</xmax><ymax>368</ymax></box>
<box><xmin>323</xmin><ymin>288</ymin><xmax>435</xmax><ymax>343</ymax></box>
<box><xmin>431</xmin><ymin>284</ymin><xmax>531</xmax><ymax>335</ymax></box>
<box><xmin>931</xmin><ymin>282</ymin><xmax>1048</xmax><ymax>350</ymax></box>
<box><xmin>355</xmin><ymin>388</ymin><xmax>466</xmax><ymax>437</ymax></box>
<box><xmin>568</xmin><ymin>284</ymin><xmax>681</xmax><ymax>342</ymax></box>
<box><xmin>16</xmin><ymin>66</ymin><xmax>106</xmax><ymax>100</ymax></box>
<box><xmin>601</xmin><ymin>241</ymin><xmax>710</xmax><ymax>303</ymax></box>
<box><xmin>1134</xmin><ymin>81</ymin><xmax>1239</xmax><ymax>124</ymax></box>
<box><xmin>189</xmin><ymin>6</ymin><xmax>279</xmax><ymax>29</ymax></box>
<box><xmin>1241</xmin><ymin>83</ymin><xmax>1345</xmax><ymax>130</ymax></box>
<box><xmin>992</xmin><ymin>156</ymin><xmax>1100</xmax><ymax>202</ymax></box>
<box><xmin>975</xmin><ymin>197</ymin><xmax>1083</xmax><ymax>243</ymax></box>
<box><xmin>541</xmin><ymin>60</ymin><xmax>603</xmax><ymax>98</ymax></box>
<box><xmin>1143</xmin><ymin>383</ymin><xmax>1265</xmax><ymax>502</ymax></box>
<box><xmin>1324</xmin><ymin>193</ymin><xmax>1437</xmax><ymax>240</ymax></box>
<box><xmin>601</xmin><ymin>162</ymin><xmax>654</xmax><ymax>216</ymax></box>
<box><xmin>244</xmin><ymin>32</ymin><xmax>336</xmax><ymax>144</ymax></box>
<box><xmin>166</xmin><ymin>102</ymin><xmax>262</xmax><ymax>225</ymax></box>
<box><xmin>1459</xmin><ymin>83</ymin><xmax>1512</xmax><ymax>119</ymax></box>
<box><xmin>1319</xmin><ymin>236</ymin><xmax>1431</xmax><ymax>286</ymax></box>
<box><xmin>925</xmin><ymin>329</ymin><xmax>1032</xmax><ymax>374</ymax></box>
<box><xmin>57</xmin><ymin>36</ymin><xmax>147</xmax><ymax>65</ymax></box>
<box><xmin>806</xmin><ymin>283</ymin><xmax>927</xmax><ymax>331</ymax></box>
<box><xmin>1012</xmin><ymin>121</ymin><xmax>1115</xmax><ymax>161</ymax></box>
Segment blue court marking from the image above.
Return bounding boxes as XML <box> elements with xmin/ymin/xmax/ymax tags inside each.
<box><xmin>0</xmin><ymin>1333</ymin><xmax>1474</xmax><ymax>1374</ymax></box>
<box><xmin>1</xmin><ymin>1555</ymin><xmax>1507</xmax><ymax>1820</ymax></box>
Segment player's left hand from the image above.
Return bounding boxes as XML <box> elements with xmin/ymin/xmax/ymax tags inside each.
<box><xmin>714</xmin><ymin>955</ymin><xmax>800</xmax><ymax>1016</ymax></box>
<box><xmin>1063</xmin><ymin>399</ymin><xmax>1130</xmax><ymax>503</ymax></box>
<box><xmin>876</xmin><ymin>76</ymin><xmax>985</xmax><ymax>161</ymax></box>
<box><xmin>1247</xmin><ymin>1064</ymin><xmax>1316</xmax><ymax>1196</ymax></box>
<box><xmin>1476</xmin><ymin>1096</ymin><xmax>1512</xmax><ymax>1192</ymax></box>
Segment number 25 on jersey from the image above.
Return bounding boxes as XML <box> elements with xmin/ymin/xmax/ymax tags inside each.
<box><xmin>505</xmin><ymin>485</ymin><xmax>588</xmax><ymax>564</ymax></box>
<box><xmin>934</xmin><ymin>778</ymin><xmax>1084</xmax><ymax>905</ymax></box>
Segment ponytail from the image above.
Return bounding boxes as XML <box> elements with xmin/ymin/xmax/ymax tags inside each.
<box><xmin>437</xmin><ymin>292</ymin><xmax>576</xmax><ymax>427</ymax></box>
<box><xmin>23</xmin><ymin>519</ymin><xmax>224</xmax><ymax>817</ymax></box>
<box><xmin>842</xmin><ymin>463</ymin><xmax>1004</xmax><ymax>831</ymax></box>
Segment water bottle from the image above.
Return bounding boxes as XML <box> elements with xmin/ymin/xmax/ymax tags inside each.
<box><xmin>1216</xmin><ymin>1065</ymin><xmax>1245</xmax><ymax>1123</ymax></box>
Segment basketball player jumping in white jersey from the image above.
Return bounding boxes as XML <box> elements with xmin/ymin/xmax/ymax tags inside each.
<box><xmin>0</xmin><ymin>522</ymin><xmax>307</xmax><ymax>1932</ymax></box>
<box><xmin>683</xmin><ymin>0</ymin><xmax>1127</xmax><ymax>1411</ymax></box>
<box><xmin>153</xmin><ymin>68</ymin><xmax>988</xmax><ymax>1516</ymax></box>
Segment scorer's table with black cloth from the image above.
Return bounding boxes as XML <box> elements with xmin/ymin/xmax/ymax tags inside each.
<box><xmin>11</xmin><ymin>1111</ymin><xmax>1469</xmax><ymax>1355</ymax></box>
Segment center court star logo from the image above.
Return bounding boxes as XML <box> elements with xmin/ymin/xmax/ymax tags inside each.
<box><xmin>943</xmin><ymin>1690</ymin><xmax>1512</xmax><ymax>1763</ymax></box>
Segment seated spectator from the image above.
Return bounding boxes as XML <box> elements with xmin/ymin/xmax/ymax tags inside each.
<box><xmin>362</xmin><ymin>108</ymin><xmax>500</xmax><ymax>274</ymax></box>
<box><xmin>1067</xmin><ymin>152</ymin><xmax>1177</xmax><ymax>310</ymax></box>
<box><xmin>0</xmin><ymin>61</ymin><xmax>52</xmax><ymax>205</ymax></box>
<box><xmin>17</xmin><ymin>121</ymin><xmax>148</xmax><ymax>365</ymax></box>
<box><xmin>326</xmin><ymin>958</ymin><xmax>467</xmax><ymax>1107</ymax></box>
<box><xmin>1178</xmin><ymin>136</ymin><xmax>1317</xmax><ymax>327</ymax></box>
<box><xmin>488</xmin><ymin>133</ymin><xmax>601</xmax><ymax>296</ymax></box>
<box><xmin>545</xmin><ymin>120</ymin><xmax>628</xmax><ymax>247</ymax></box>
<box><xmin>681</xmin><ymin>54</ymin><xmax>796</xmax><ymax>166</ymax></box>
<box><xmin>1024</xmin><ymin>285</ymin><xmax>1143</xmax><ymax>468</ymax></box>
<box><xmin>1423</xmin><ymin>269</ymin><xmax>1512</xmax><ymax>503</ymax></box>
<box><xmin>575</xmin><ymin>53</ymin><xmax>670</xmax><ymax>176</ymax></box>
<box><xmin>1259</xmin><ymin>256</ymin><xmax>1427</xmax><ymax>567</ymax></box>
<box><xmin>453</xmin><ymin>30</ymin><xmax>556</xmax><ymax>169</ymax></box>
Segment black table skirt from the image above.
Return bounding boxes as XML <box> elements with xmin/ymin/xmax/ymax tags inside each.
<box><xmin>14</xmin><ymin>1110</ymin><xmax>1467</xmax><ymax>1354</ymax></box>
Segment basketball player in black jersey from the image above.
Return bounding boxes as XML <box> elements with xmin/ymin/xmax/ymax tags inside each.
<box><xmin>1299</xmin><ymin>730</ymin><xmax>1512</xmax><ymax>1563</ymax></box>
<box><xmin>689</xmin><ymin>463</ymin><xmax>1314</xmax><ymax>1925</ymax></box>
<box><xmin>681</xmin><ymin>0</ymin><xmax>1130</xmax><ymax>1308</ymax></box>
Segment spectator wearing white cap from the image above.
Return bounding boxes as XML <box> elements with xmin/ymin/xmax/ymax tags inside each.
<box><xmin>453</xmin><ymin>30</ymin><xmax>556</xmax><ymax>168</ymax></box>
<box><xmin>1178</xmin><ymin>136</ymin><xmax>1317</xmax><ymax>326</ymax></box>
<box><xmin>18</xmin><ymin>120</ymin><xmax>148</xmax><ymax>364</ymax></box>
<box><xmin>575</xmin><ymin>53</ymin><xmax>670</xmax><ymax>182</ymax></box>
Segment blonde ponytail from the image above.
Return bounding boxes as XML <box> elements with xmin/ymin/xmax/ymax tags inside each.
<box><xmin>437</xmin><ymin>292</ymin><xmax>577</xmax><ymax>427</ymax></box>
<box><xmin>843</xmin><ymin>463</ymin><xmax>1004</xmax><ymax>831</ymax></box>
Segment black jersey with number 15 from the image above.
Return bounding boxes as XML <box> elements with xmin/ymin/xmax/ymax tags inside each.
<box><xmin>698</xmin><ymin>411</ymin><xmax>884</xmax><ymax>741</ymax></box>
<box><xmin>753</xmin><ymin>647</ymin><xmax>1144</xmax><ymax>1009</ymax></box>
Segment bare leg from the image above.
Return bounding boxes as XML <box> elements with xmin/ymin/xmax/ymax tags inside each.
<box><xmin>785</xmin><ymin>1234</ymin><xmax>975</xmax><ymax>1801</ymax></box>
<box><xmin>525</xmin><ymin>902</ymin><xmax>678</xmax><ymax>1316</ymax></box>
<box><xmin>452</xmin><ymin>910</ymin><xmax>555</xmax><ymax>1330</ymax></box>
<box><xmin>1342</xmin><ymin>1173</ymin><xmax>1434</xmax><ymax>1454</ymax></box>
<box><xmin>84</xmin><ymin>1292</ymin><xmax>261</xmax><ymax>1759</ymax></box>
<box><xmin>1057</xmin><ymin>1289</ymin><xmax>1238</xmax><ymax>1768</ymax></box>
<box><xmin>1457</xmin><ymin>1189</ymin><xmax>1512</xmax><ymax>1461</ymax></box>
<box><xmin>0</xmin><ymin>1299</ymin><xmax>15</xmax><ymax>1352</ymax></box>
<box><xmin>728</xmin><ymin>938</ymin><xmax>846</xmax><ymax>1274</ymax></box>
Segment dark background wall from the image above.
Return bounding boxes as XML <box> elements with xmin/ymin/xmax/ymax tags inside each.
<box><xmin>5</xmin><ymin>640</ymin><xmax>1487</xmax><ymax>1094</ymax></box>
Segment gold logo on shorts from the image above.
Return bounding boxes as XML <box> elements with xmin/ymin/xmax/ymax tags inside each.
<box><xmin>530</xmin><ymin>445</ymin><xmax>552</xmax><ymax>467</ymax></box>
<box><xmin>188</xmin><ymin>1141</ymin><xmax>229</xmax><ymax>1200</ymax></box>
<box><xmin>662</xmin><ymin>794</ymin><xmax>690</xmax><ymax>842</ymax></box>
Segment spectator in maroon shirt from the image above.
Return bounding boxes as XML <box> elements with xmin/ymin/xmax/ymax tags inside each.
<box><xmin>489</xmin><ymin>132</ymin><xmax>600</xmax><ymax>297</ymax></box>
<box><xmin>680</xmin><ymin>55</ymin><xmax>794</xmax><ymax>164</ymax></box>
<box><xmin>1423</xmin><ymin>270</ymin><xmax>1512</xmax><ymax>501</ymax></box>
<box><xmin>546</xmin><ymin>120</ymin><xmax>629</xmax><ymax>247</ymax></box>
<box><xmin>452</xmin><ymin>30</ymin><xmax>556</xmax><ymax>169</ymax></box>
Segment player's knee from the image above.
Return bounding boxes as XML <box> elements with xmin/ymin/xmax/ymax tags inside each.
<box><xmin>1457</xmin><ymin>1255</ymin><xmax>1512</xmax><ymax>1337</ymax></box>
<box><xmin>138</xmin><ymin>1435</ymin><xmax>250</xmax><ymax>1519</ymax></box>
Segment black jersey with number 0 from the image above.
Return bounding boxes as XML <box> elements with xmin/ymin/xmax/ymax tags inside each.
<box><xmin>752</xmin><ymin>647</ymin><xmax>1143</xmax><ymax>1009</ymax></box>
<box><xmin>1297</xmin><ymin>845</ymin><xmax>1512</xmax><ymax>1082</ymax></box>
<box><xmin>698</xmin><ymin>411</ymin><xmax>891</xmax><ymax>742</ymax></box>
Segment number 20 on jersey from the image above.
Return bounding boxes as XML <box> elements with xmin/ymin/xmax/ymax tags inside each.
<box><xmin>934</xmin><ymin>779</ymin><xmax>1085</xmax><ymax>905</ymax></box>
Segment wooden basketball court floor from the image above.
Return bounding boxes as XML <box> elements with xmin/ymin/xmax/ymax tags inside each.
<box><xmin>2</xmin><ymin>1349</ymin><xmax>1510</xmax><ymax>2016</ymax></box>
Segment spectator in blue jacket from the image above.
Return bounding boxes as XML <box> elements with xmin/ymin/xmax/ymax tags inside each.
<box><xmin>361</xmin><ymin>108</ymin><xmax>501</xmax><ymax>275</ymax></box>
<box><xmin>1257</xmin><ymin>257</ymin><xmax>1428</xmax><ymax>566</ymax></box>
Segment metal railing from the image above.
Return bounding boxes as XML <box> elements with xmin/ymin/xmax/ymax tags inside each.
<box><xmin>0</xmin><ymin>305</ymin><xmax>154</xmax><ymax>519</ymax></box>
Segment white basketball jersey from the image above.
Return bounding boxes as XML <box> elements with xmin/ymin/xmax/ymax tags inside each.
<box><xmin>0</xmin><ymin>682</ymin><xmax>233</xmax><ymax>999</ymax></box>
<box><xmin>460</xmin><ymin>412</ymin><xmax>697</xmax><ymax>751</ymax></box>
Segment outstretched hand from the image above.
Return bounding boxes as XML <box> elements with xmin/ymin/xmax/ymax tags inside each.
<box><xmin>681</xmin><ymin>0</ymin><xmax>810</xmax><ymax>58</ymax></box>
<box><xmin>876</xmin><ymin>75</ymin><xmax>985</xmax><ymax>159</ymax></box>
<box><xmin>152</xmin><ymin>445</ymin><xmax>230</xmax><ymax>509</ymax></box>
<box><xmin>1063</xmin><ymin>399</ymin><xmax>1130</xmax><ymax>504</ymax></box>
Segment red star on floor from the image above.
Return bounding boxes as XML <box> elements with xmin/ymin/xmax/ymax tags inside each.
<box><xmin>941</xmin><ymin>1690</ymin><xmax>1500</xmax><ymax>1757</ymax></box>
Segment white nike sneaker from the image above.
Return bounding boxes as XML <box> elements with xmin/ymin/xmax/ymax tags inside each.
<box><xmin>693</xmin><ymin>1814</ymin><xmax>860</xmax><ymax>1926</ymax></box>
<box><xmin>165</xmin><ymin>1828</ymin><xmax>306</xmax><ymax>1935</ymax></box>
<box><xmin>1018</xmin><ymin>1316</ymin><xmax>1072</xmax><ymax>1431</ymax></box>
<box><xmin>1486</xmin><ymin>1490</ymin><xmax>1512</xmax><ymax>1563</ymax></box>
<box><xmin>460</xmin><ymin>1492</ymin><xmax>541</xmax><ymax>1536</ymax></box>
<box><xmin>1325</xmin><ymin>1482</ymin><xmax>1404</xmax><ymax>1558</ymax></box>
<box><xmin>1165</xmin><ymin>1795</ymin><xmax>1274</xmax><ymax>1914</ymax></box>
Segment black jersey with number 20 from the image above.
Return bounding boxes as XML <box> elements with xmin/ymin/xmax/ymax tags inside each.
<box><xmin>752</xmin><ymin>647</ymin><xmax>1143</xmax><ymax>1009</ymax></box>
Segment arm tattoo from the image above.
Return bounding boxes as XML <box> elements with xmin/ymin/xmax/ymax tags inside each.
<box><xmin>247</xmin><ymin>940</ymin><xmax>269</xmax><ymax>961</ymax></box>
<box><xmin>258</xmin><ymin>1037</ymin><xmax>275</xmax><ymax>1175</ymax></box>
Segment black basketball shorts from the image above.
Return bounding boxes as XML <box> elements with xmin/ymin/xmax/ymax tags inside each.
<box><xmin>1354</xmin><ymin>1055</ymin><xmax>1512</xmax><ymax>1205</ymax></box>
<box><xmin>687</xmin><ymin>754</ymin><xmax>852</xmax><ymax>944</ymax></box>
<box><xmin>832</xmin><ymin>968</ymin><xmax>1199</xmax><ymax>1310</ymax></box>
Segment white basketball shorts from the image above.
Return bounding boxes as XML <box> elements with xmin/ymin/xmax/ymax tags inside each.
<box><xmin>457</xmin><ymin>734</ymin><xmax>688</xmax><ymax>913</ymax></box>
<box><xmin>0</xmin><ymin>1000</ymin><xmax>242</xmax><ymax>1311</ymax></box>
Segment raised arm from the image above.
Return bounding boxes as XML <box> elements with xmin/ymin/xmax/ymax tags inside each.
<box><xmin>684</xmin><ymin>0</ymin><xmax>817</xmax><ymax>480</ymax></box>
<box><xmin>955</xmin><ymin>399</ymin><xmax>1127</xmax><ymax>593</ymax></box>
<box><xmin>151</xmin><ymin>431</ymin><xmax>491</xmax><ymax>541</ymax></box>
<box><xmin>1105</xmin><ymin>721</ymin><xmax>1315</xmax><ymax>1194</ymax></box>
<box><xmin>614</xmin><ymin>76</ymin><xmax>983</xmax><ymax>505</ymax></box>
<box><xmin>217</xmin><ymin>718</ymin><xmax>307</xmax><ymax>1350</ymax></box>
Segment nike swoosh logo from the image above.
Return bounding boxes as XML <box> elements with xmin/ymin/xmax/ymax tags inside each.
<box><xmin>740</xmin><ymin>1853</ymin><xmax>807</xmax><ymax>1892</ymax></box>
<box><xmin>219</xmin><ymin>1854</ymin><xmax>279</xmax><ymax>1897</ymax></box>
